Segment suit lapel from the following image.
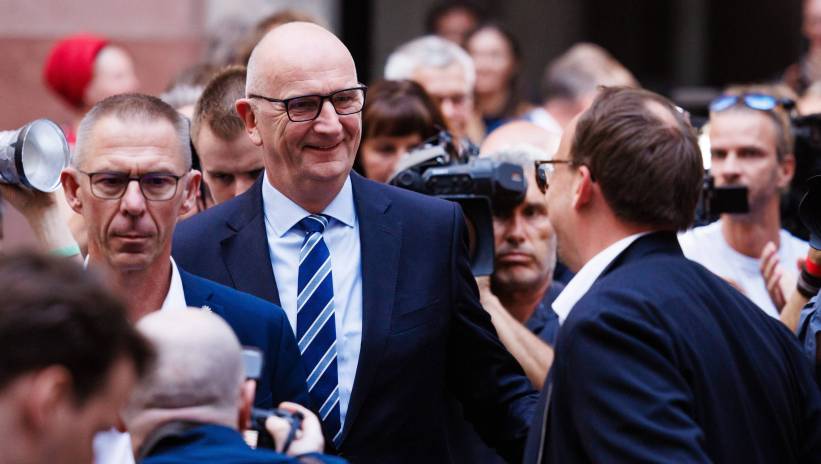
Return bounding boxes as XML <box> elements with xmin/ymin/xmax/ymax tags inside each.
<box><xmin>337</xmin><ymin>174</ymin><xmax>401</xmax><ymax>444</ymax></box>
<box><xmin>179</xmin><ymin>269</ymin><xmax>226</xmax><ymax>316</ymax></box>
<box><xmin>220</xmin><ymin>178</ymin><xmax>280</xmax><ymax>305</ymax></box>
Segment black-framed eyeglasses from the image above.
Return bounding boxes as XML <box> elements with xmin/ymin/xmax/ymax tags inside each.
<box><xmin>248</xmin><ymin>86</ymin><xmax>367</xmax><ymax>122</ymax></box>
<box><xmin>79</xmin><ymin>171</ymin><xmax>186</xmax><ymax>201</ymax></box>
<box><xmin>709</xmin><ymin>93</ymin><xmax>795</xmax><ymax>114</ymax></box>
<box><xmin>534</xmin><ymin>160</ymin><xmax>573</xmax><ymax>193</ymax></box>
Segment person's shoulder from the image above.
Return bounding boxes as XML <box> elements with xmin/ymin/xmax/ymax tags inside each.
<box><xmin>180</xmin><ymin>269</ymin><xmax>285</xmax><ymax>321</ymax></box>
<box><xmin>352</xmin><ymin>173</ymin><xmax>458</xmax><ymax>219</ymax></box>
<box><xmin>176</xmin><ymin>184</ymin><xmax>260</xmax><ymax>236</ymax></box>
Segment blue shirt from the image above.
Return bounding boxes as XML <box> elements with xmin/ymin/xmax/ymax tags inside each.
<box><xmin>262</xmin><ymin>172</ymin><xmax>362</xmax><ymax>427</ymax></box>
<box><xmin>524</xmin><ymin>282</ymin><xmax>565</xmax><ymax>346</ymax></box>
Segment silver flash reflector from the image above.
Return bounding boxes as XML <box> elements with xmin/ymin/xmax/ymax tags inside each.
<box><xmin>0</xmin><ymin>119</ymin><xmax>70</xmax><ymax>192</ymax></box>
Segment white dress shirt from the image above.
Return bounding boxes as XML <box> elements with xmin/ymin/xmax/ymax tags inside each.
<box><xmin>92</xmin><ymin>258</ymin><xmax>185</xmax><ymax>464</ymax></box>
<box><xmin>552</xmin><ymin>232</ymin><xmax>649</xmax><ymax>324</ymax></box>
<box><xmin>261</xmin><ymin>172</ymin><xmax>362</xmax><ymax>427</ymax></box>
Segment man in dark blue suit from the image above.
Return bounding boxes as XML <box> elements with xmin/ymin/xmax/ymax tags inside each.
<box><xmin>524</xmin><ymin>86</ymin><xmax>821</xmax><ymax>463</ymax></box>
<box><xmin>172</xmin><ymin>22</ymin><xmax>536</xmax><ymax>463</ymax></box>
<box><xmin>58</xmin><ymin>94</ymin><xmax>310</xmax><ymax>462</ymax></box>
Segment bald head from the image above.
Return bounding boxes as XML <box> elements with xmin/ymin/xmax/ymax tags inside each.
<box><xmin>246</xmin><ymin>22</ymin><xmax>357</xmax><ymax>96</ymax></box>
<box><xmin>124</xmin><ymin>309</ymin><xmax>244</xmax><ymax>426</ymax></box>
<box><xmin>480</xmin><ymin>121</ymin><xmax>560</xmax><ymax>159</ymax></box>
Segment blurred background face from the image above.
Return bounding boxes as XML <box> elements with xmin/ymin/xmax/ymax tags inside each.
<box><xmin>434</xmin><ymin>6</ymin><xmax>479</xmax><ymax>46</ymax></box>
<box><xmin>360</xmin><ymin>132</ymin><xmax>423</xmax><ymax>183</ymax></box>
<box><xmin>412</xmin><ymin>64</ymin><xmax>472</xmax><ymax>138</ymax></box>
<box><xmin>468</xmin><ymin>27</ymin><xmax>516</xmax><ymax>95</ymax></box>
<box><xmin>805</xmin><ymin>0</ymin><xmax>821</xmax><ymax>48</ymax></box>
<box><xmin>196</xmin><ymin>125</ymin><xmax>264</xmax><ymax>204</ymax></box>
<box><xmin>709</xmin><ymin>110</ymin><xmax>786</xmax><ymax>213</ymax></box>
<box><xmin>84</xmin><ymin>46</ymin><xmax>139</xmax><ymax>108</ymax></box>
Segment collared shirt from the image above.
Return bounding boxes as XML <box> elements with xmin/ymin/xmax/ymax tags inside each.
<box><xmin>159</xmin><ymin>258</ymin><xmax>186</xmax><ymax>312</ymax></box>
<box><xmin>261</xmin><ymin>171</ymin><xmax>362</xmax><ymax>427</ymax></box>
<box><xmin>552</xmin><ymin>232</ymin><xmax>649</xmax><ymax>324</ymax></box>
<box><xmin>90</xmin><ymin>258</ymin><xmax>184</xmax><ymax>464</ymax></box>
<box><xmin>524</xmin><ymin>282</ymin><xmax>565</xmax><ymax>346</ymax></box>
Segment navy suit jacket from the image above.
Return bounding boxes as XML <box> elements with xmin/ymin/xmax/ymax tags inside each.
<box><xmin>173</xmin><ymin>174</ymin><xmax>537</xmax><ymax>463</ymax></box>
<box><xmin>141</xmin><ymin>423</ymin><xmax>347</xmax><ymax>464</ymax></box>
<box><xmin>179</xmin><ymin>269</ymin><xmax>309</xmax><ymax>409</ymax></box>
<box><xmin>525</xmin><ymin>232</ymin><xmax>821</xmax><ymax>464</ymax></box>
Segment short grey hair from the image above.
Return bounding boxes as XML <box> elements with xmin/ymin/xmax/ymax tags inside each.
<box><xmin>73</xmin><ymin>93</ymin><xmax>192</xmax><ymax>170</ymax></box>
<box><xmin>384</xmin><ymin>35</ymin><xmax>476</xmax><ymax>91</ymax></box>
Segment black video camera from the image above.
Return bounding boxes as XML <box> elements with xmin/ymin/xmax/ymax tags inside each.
<box><xmin>783</xmin><ymin>114</ymin><xmax>821</xmax><ymax>239</ymax></box>
<box><xmin>388</xmin><ymin>131</ymin><xmax>527</xmax><ymax>275</ymax></box>
<box><xmin>695</xmin><ymin>172</ymin><xmax>749</xmax><ymax>225</ymax></box>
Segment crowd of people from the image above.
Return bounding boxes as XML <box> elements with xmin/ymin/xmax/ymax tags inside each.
<box><xmin>2</xmin><ymin>1</ymin><xmax>821</xmax><ymax>463</ymax></box>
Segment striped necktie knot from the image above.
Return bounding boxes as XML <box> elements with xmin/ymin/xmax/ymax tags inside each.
<box><xmin>298</xmin><ymin>214</ymin><xmax>329</xmax><ymax>235</ymax></box>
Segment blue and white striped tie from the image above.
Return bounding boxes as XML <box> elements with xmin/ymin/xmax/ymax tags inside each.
<box><xmin>296</xmin><ymin>214</ymin><xmax>342</xmax><ymax>445</ymax></box>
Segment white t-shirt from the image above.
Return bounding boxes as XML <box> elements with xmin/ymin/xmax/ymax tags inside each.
<box><xmin>678</xmin><ymin>220</ymin><xmax>808</xmax><ymax>318</ymax></box>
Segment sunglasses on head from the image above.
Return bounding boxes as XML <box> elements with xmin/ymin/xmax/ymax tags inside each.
<box><xmin>709</xmin><ymin>93</ymin><xmax>795</xmax><ymax>113</ymax></box>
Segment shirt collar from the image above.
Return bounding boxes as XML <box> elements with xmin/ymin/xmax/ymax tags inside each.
<box><xmin>552</xmin><ymin>232</ymin><xmax>650</xmax><ymax>325</ymax></box>
<box><xmin>261</xmin><ymin>171</ymin><xmax>356</xmax><ymax>237</ymax></box>
<box><xmin>159</xmin><ymin>257</ymin><xmax>187</xmax><ymax>312</ymax></box>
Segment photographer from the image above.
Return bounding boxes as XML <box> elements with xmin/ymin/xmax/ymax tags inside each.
<box><xmin>678</xmin><ymin>84</ymin><xmax>808</xmax><ymax>317</ymax></box>
<box><xmin>477</xmin><ymin>121</ymin><xmax>563</xmax><ymax>390</ymax></box>
<box><xmin>124</xmin><ymin>309</ymin><xmax>345</xmax><ymax>463</ymax></box>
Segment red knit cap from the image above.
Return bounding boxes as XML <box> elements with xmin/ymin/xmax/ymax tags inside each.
<box><xmin>43</xmin><ymin>34</ymin><xmax>109</xmax><ymax>109</ymax></box>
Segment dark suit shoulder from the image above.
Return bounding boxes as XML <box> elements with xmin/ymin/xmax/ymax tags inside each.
<box><xmin>179</xmin><ymin>269</ymin><xmax>286</xmax><ymax>322</ymax></box>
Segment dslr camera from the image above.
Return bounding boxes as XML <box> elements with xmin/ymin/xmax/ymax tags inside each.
<box><xmin>388</xmin><ymin>131</ymin><xmax>526</xmax><ymax>275</ymax></box>
<box><xmin>242</xmin><ymin>348</ymin><xmax>303</xmax><ymax>453</ymax></box>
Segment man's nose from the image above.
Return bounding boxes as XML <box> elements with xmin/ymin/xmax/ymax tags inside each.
<box><xmin>313</xmin><ymin>100</ymin><xmax>343</xmax><ymax>133</ymax></box>
<box><xmin>503</xmin><ymin>214</ymin><xmax>526</xmax><ymax>243</ymax></box>
<box><xmin>717</xmin><ymin>152</ymin><xmax>742</xmax><ymax>181</ymax></box>
<box><xmin>120</xmin><ymin>180</ymin><xmax>147</xmax><ymax>215</ymax></box>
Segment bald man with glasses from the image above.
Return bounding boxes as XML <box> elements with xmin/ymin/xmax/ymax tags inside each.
<box><xmin>173</xmin><ymin>22</ymin><xmax>537</xmax><ymax>463</ymax></box>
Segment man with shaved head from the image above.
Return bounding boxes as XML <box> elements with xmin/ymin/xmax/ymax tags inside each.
<box><xmin>124</xmin><ymin>309</ymin><xmax>344</xmax><ymax>463</ymax></box>
<box><xmin>174</xmin><ymin>22</ymin><xmax>536</xmax><ymax>462</ymax></box>
<box><xmin>523</xmin><ymin>86</ymin><xmax>821</xmax><ymax>463</ymax></box>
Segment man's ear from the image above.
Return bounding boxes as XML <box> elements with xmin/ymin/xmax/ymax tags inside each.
<box><xmin>178</xmin><ymin>170</ymin><xmax>202</xmax><ymax>217</ymax></box>
<box><xmin>572</xmin><ymin>165</ymin><xmax>595</xmax><ymax>210</ymax></box>
<box><xmin>61</xmin><ymin>168</ymin><xmax>84</xmax><ymax>214</ymax></box>
<box><xmin>778</xmin><ymin>153</ymin><xmax>796</xmax><ymax>189</ymax></box>
<box><xmin>23</xmin><ymin>366</ymin><xmax>73</xmax><ymax>432</ymax></box>
<box><xmin>237</xmin><ymin>379</ymin><xmax>256</xmax><ymax>432</ymax></box>
<box><xmin>235</xmin><ymin>99</ymin><xmax>263</xmax><ymax>146</ymax></box>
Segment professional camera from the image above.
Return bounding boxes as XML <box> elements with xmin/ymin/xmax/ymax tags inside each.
<box><xmin>250</xmin><ymin>407</ymin><xmax>304</xmax><ymax>452</ymax></box>
<box><xmin>695</xmin><ymin>172</ymin><xmax>749</xmax><ymax>225</ymax></box>
<box><xmin>388</xmin><ymin>131</ymin><xmax>527</xmax><ymax>275</ymax></box>
<box><xmin>241</xmin><ymin>348</ymin><xmax>303</xmax><ymax>452</ymax></box>
<box><xmin>783</xmin><ymin>113</ymin><xmax>821</xmax><ymax>239</ymax></box>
